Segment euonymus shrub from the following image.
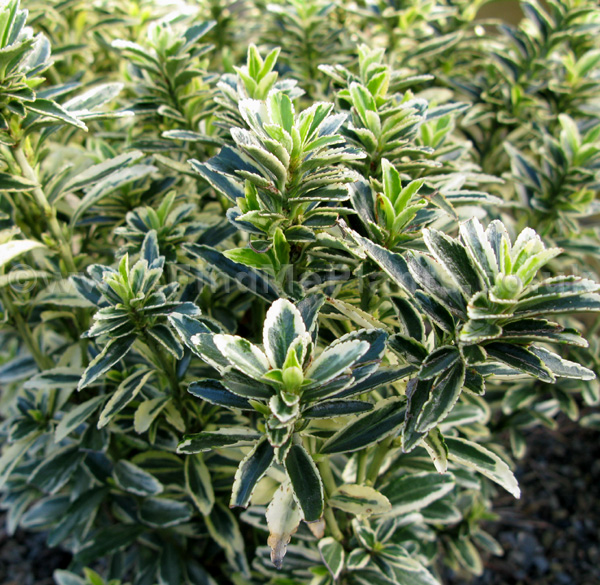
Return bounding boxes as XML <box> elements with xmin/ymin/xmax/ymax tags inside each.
<box><xmin>0</xmin><ymin>0</ymin><xmax>599</xmax><ymax>584</ymax></box>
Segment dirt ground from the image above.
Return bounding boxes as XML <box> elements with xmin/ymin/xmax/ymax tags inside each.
<box><xmin>451</xmin><ymin>421</ymin><xmax>600</xmax><ymax>585</ymax></box>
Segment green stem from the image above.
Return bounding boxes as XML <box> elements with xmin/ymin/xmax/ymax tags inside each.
<box><xmin>318</xmin><ymin>459</ymin><xmax>344</xmax><ymax>541</ymax></box>
<box><xmin>12</xmin><ymin>144</ymin><xmax>77</xmax><ymax>275</ymax></box>
<box><xmin>318</xmin><ymin>458</ymin><xmax>337</xmax><ymax>495</ymax></box>
<box><xmin>357</xmin><ymin>450</ymin><xmax>368</xmax><ymax>485</ymax></box>
<box><xmin>366</xmin><ymin>436</ymin><xmax>394</xmax><ymax>485</ymax></box>
<box><xmin>324</xmin><ymin>507</ymin><xmax>344</xmax><ymax>541</ymax></box>
<box><xmin>1</xmin><ymin>290</ymin><xmax>52</xmax><ymax>370</ymax></box>
<box><xmin>143</xmin><ymin>332</ymin><xmax>181</xmax><ymax>400</ymax></box>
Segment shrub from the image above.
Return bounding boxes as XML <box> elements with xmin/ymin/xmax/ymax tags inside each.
<box><xmin>0</xmin><ymin>0</ymin><xmax>599</xmax><ymax>583</ymax></box>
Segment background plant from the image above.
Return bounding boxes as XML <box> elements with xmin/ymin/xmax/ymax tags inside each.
<box><xmin>0</xmin><ymin>1</ymin><xmax>599</xmax><ymax>584</ymax></box>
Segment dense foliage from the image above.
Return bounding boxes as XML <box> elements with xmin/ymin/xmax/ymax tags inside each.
<box><xmin>0</xmin><ymin>0</ymin><xmax>599</xmax><ymax>584</ymax></box>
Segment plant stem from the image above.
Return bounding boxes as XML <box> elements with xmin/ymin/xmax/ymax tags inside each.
<box><xmin>143</xmin><ymin>332</ymin><xmax>181</xmax><ymax>399</ymax></box>
<box><xmin>318</xmin><ymin>458</ymin><xmax>337</xmax><ymax>496</ymax></box>
<box><xmin>318</xmin><ymin>459</ymin><xmax>344</xmax><ymax>541</ymax></box>
<box><xmin>324</xmin><ymin>507</ymin><xmax>344</xmax><ymax>541</ymax></box>
<box><xmin>1</xmin><ymin>291</ymin><xmax>52</xmax><ymax>370</ymax></box>
<box><xmin>366</xmin><ymin>436</ymin><xmax>394</xmax><ymax>485</ymax></box>
<box><xmin>357</xmin><ymin>450</ymin><xmax>368</xmax><ymax>485</ymax></box>
<box><xmin>12</xmin><ymin>144</ymin><xmax>77</xmax><ymax>276</ymax></box>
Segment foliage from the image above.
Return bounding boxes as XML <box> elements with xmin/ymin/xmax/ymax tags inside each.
<box><xmin>0</xmin><ymin>1</ymin><xmax>599</xmax><ymax>584</ymax></box>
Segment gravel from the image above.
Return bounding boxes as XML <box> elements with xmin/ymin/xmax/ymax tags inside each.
<box><xmin>0</xmin><ymin>522</ymin><xmax>71</xmax><ymax>584</ymax></box>
<box><xmin>467</xmin><ymin>421</ymin><xmax>600</xmax><ymax>585</ymax></box>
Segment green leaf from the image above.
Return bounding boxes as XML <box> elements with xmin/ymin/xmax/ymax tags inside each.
<box><xmin>139</xmin><ymin>497</ymin><xmax>193</xmax><ymax>527</ymax></box>
<box><xmin>147</xmin><ymin>324</ymin><xmax>184</xmax><ymax>359</ymax></box>
<box><xmin>381</xmin><ymin>472</ymin><xmax>455</xmax><ymax>516</ymax></box>
<box><xmin>222</xmin><ymin>368</ymin><xmax>274</xmax><ymax>400</ymax></box>
<box><xmin>268</xmin><ymin>91</ymin><xmax>295</xmax><ymax>133</ymax></box>
<box><xmin>0</xmin><ymin>171</ymin><xmax>37</xmax><ymax>191</ymax></box>
<box><xmin>21</xmin><ymin>496</ymin><xmax>71</xmax><ymax>530</ymax></box>
<box><xmin>205</xmin><ymin>502</ymin><xmax>249</xmax><ymax>576</ymax></box>
<box><xmin>448</xmin><ymin>537</ymin><xmax>483</xmax><ymax>576</ymax></box>
<box><xmin>460</xmin><ymin>319</ymin><xmax>502</xmax><ymax>344</ymax></box>
<box><xmin>113</xmin><ymin>460</ymin><xmax>164</xmax><ymax>496</ymax></box>
<box><xmin>418</xmin><ymin>346</ymin><xmax>461</xmax><ymax>380</ymax></box>
<box><xmin>0</xmin><ymin>435</ymin><xmax>40</xmax><ymax>490</ymax></box>
<box><xmin>111</xmin><ymin>39</ymin><xmax>160</xmax><ymax>66</ymax></box>
<box><xmin>0</xmin><ymin>268</ymin><xmax>50</xmax><ymax>289</ymax></box>
<box><xmin>71</xmin><ymin>164</ymin><xmax>156</xmax><ymax>225</ymax></box>
<box><xmin>485</xmin><ymin>342</ymin><xmax>554</xmax><ymax>382</ymax></box>
<box><xmin>284</xmin><ymin>444</ymin><xmax>324</xmax><ymax>522</ymax></box>
<box><xmin>421</xmin><ymin>499</ymin><xmax>462</xmax><ymax>525</ymax></box>
<box><xmin>177</xmin><ymin>430</ymin><xmax>261</xmax><ymax>454</ymax></box>
<box><xmin>513</xmin><ymin>292</ymin><xmax>600</xmax><ymax>317</ymax></box>
<box><xmin>530</xmin><ymin>346</ymin><xmax>595</xmax><ymax>380</ymax></box>
<box><xmin>580</xmin><ymin>412</ymin><xmax>600</xmax><ymax>430</ymax></box>
<box><xmin>224</xmin><ymin>247</ymin><xmax>274</xmax><ymax>271</ymax></box>
<box><xmin>416</xmin><ymin>361</ymin><xmax>466</xmax><ymax>433</ymax></box>
<box><xmin>302</xmin><ymin>400</ymin><xmax>373</xmax><ymax>418</ymax></box>
<box><xmin>25</xmin><ymin>367</ymin><xmax>84</xmax><ymax>390</ymax></box>
<box><xmin>28</xmin><ymin>98</ymin><xmax>87</xmax><ymax>130</ymax></box>
<box><xmin>63</xmin><ymin>150</ymin><xmax>145</xmax><ymax>193</ymax></box>
<box><xmin>516</xmin><ymin>249</ymin><xmax>562</xmax><ymax>286</ymax></box>
<box><xmin>393</xmin><ymin>297</ymin><xmax>426</xmax><ymax>342</ymax></box>
<box><xmin>131</xmin><ymin>451</ymin><xmax>183</xmax><ymax>486</ymax></box>
<box><xmin>188</xmin><ymin>153</ymin><xmax>245</xmax><ymax>202</ymax></box>
<box><xmin>381</xmin><ymin>158</ymin><xmax>401</xmax><ymax>201</ymax></box>
<box><xmin>169</xmin><ymin>313</ymin><xmax>212</xmax><ymax>351</ymax></box>
<box><xmin>230</xmin><ymin>437</ymin><xmax>275</xmax><ymax>508</ymax></box>
<box><xmin>185</xmin><ymin>455</ymin><xmax>214</xmax><ymax>516</ymax></box>
<box><xmin>402</xmin><ymin>378</ymin><xmax>432</xmax><ymax>453</ymax></box>
<box><xmin>329</xmin><ymin>484</ymin><xmax>391</xmax><ymax>517</ymax></box>
<box><xmin>98</xmin><ymin>369</ymin><xmax>152</xmax><ymax>428</ymax></box>
<box><xmin>55</xmin><ymin>395</ymin><xmax>106</xmax><ymax>442</ymax></box>
<box><xmin>348</xmin><ymin>227</ymin><xmax>415</xmax><ymax>294</ymax></box>
<box><xmin>306</xmin><ymin>339</ymin><xmax>369</xmax><ymax>385</ymax></box>
<box><xmin>352</xmin><ymin>570</ymin><xmax>396</xmax><ymax>585</ymax></box>
<box><xmin>459</xmin><ymin>218</ymin><xmax>498</xmax><ymax>285</ymax></box>
<box><xmin>134</xmin><ymin>396</ymin><xmax>169</xmax><ymax>434</ymax></box>
<box><xmin>75</xmin><ymin>525</ymin><xmax>143</xmax><ymax>566</ymax></box>
<box><xmin>266</xmin><ymin>480</ymin><xmax>302</xmax><ymax>569</ymax></box>
<box><xmin>188</xmin><ymin>379</ymin><xmax>252</xmax><ymax>410</ymax></box>
<box><xmin>184</xmin><ymin>243</ymin><xmax>281</xmax><ymax>302</ymax></box>
<box><xmin>319</xmin><ymin>537</ymin><xmax>345</xmax><ymax>580</ymax></box>
<box><xmin>355</xmin><ymin>561</ymin><xmax>440</xmax><ymax>585</ymax></box>
<box><xmin>350</xmin><ymin>82</ymin><xmax>377</xmax><ymax>126</ymax></box>
<box><xmin>407</xmin><ymin>252</ymin><xmax>467</xmax><ymax>317</ymax></box>
<box><xmin>0</xmin><ymin>239</ymin><xmax>45</xmax><ymax>268</ymax></box>
<box><xmin>423</xmin><ymin>228</ymin><xmax>483</xmax><ymax>298</ymax></box>
<box><xmin>321</xmin><ymin>397</ymin><xmax>405</xmax><ymax>454</ymax></box>
<box><xmin>388</xmin><ymin>554</ymin><xmax>443</xmax><ymax>585</ymax></box>
<box><xmin>78</xmin><ymin>335</ymin><xmax>136</xmax><ymax>390</ymax></box>
<box><xmin>415</xmin><ymin>291</ymin><xmax>455</xmax><ymax>333</ymax></box>
<box><xmin>214</xmin><ymin>334</ymin><xmax>270</xmax><ymax>379</ymax></box>
<box><xmin>336</xmin><ymin>365</ymin><xmax>415</xmax><ymax>399</ymax></box>
<box><xmin>423</xmin><ymin>428</ymin><xmax>448</xmax><ymax>473</ymax></box>
<box><xmin>445</xmin><ymin>436</ymin><xmax>520</xmax><ymax>497</ymax></box>
<box><xmin>159</xmin><ymin>541</ymin><xmax>183</xmax><ymax>585</ymax></box>
<box><xmin>232</xmin><ymin>129</ymin><xmax>287</xmax><ymax>186</ymax></box>
<box><xmin>47</xmin><ymin>487</ymin><xmax>107</xmax><ymax>548</ymax></box>
<box><xmin>63</xmin><ymin>82</ymin><xmax>123</xmax><ymax>113</ymax></box>
<box><xmin>500</xmin><ymin>319</ymin><xmax>587</xmax><ymax>347</ymax></box>
<box><xmin>263</xmin><ymin>299</ymin><xmax>307</xmax><ymax>369</ymax></box>
<box><xmin>29</xmin><ymin>447</ymin><xmax>84</xmax><ymax>494</ymax></box>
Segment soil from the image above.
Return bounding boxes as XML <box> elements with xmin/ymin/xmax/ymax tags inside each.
<box><xmin>449</xmin><ymin>421</ymin><xmax>600</xmax><ymax>585</ymax></box>
<box><xmin>0</xmin><ymin>525</ymin><xmax>71</xmax><ymax>585</ymax></box>
<box><xmin>1</xmin><ymin>421</ymin><xmax>598</xmax><ymax>585</ymax></box>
